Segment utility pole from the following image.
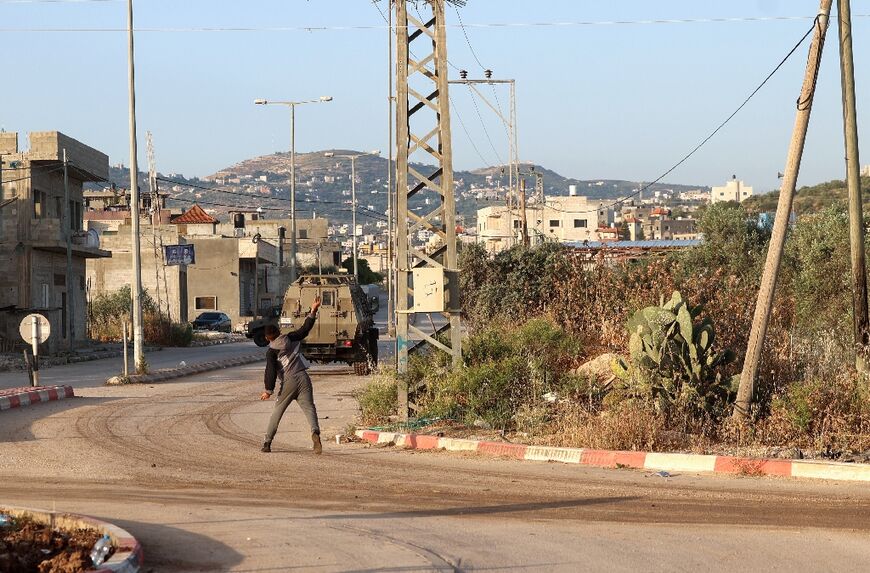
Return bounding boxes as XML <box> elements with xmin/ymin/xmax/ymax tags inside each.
<box><xmin>387</xmin><ymin>2</ymin><xmax>396</xmax><ymax>338</ymax></box>
<box><xmin>127</xmin><ymin>0</ymin><xmax>145</xmax><ymax>373</ymax></box>
<box><xmin>734</xmin><ymin>0</ymin><xmax>833</xmax><ymax>420</ymax></box>
<box><xmin>62</xmin><ymin>149</ymin><xmax>73</xmax><ymax>351</ymax></box>
<box><xmin>146</xmin><ymin>132</ymin><xmax>163</xmax><ymax>318</ymax></box>
<box><xmin>395</xmin><ymin>0</ymin><xmax>462</xmax><ymax>418</ymax></box>
<box><xmin>448</xmin><ymin>75</ymin><xmax>517</xmax><ymax>244</ymax></box>
<box><xmin>837</xmin><ymin>0</ymin><xmax>870</xmax><ymax>376</ymax></box>
<box><xmin>351</xmin><ymin>155</ymin><xmax>358</xmax><ymax>277</ymax></box>
<box><xmin>519</xmin><ymin>177</ymin><xmax>529</xmax><ymax>246</ymax></box>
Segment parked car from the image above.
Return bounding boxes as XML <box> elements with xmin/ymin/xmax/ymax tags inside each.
<box><xmin>191</xmin><ymin>312</ymin><xmax>232</xmax><ymax>332</ymax></box>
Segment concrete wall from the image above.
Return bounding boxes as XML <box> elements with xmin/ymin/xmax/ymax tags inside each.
<box><xmin>0</xmin><ymin>132</ymin><xmax>109</xmax><ymax>353</ymax></box>
<box><xmin>86</xmin><ymin>225</ymin><xmax>188</xmax><ymax>323</ymax></box>
<box><xmin>186</xmin><ymin>237</ymin><xmax>243</xmax><ymax>327</ymax></box>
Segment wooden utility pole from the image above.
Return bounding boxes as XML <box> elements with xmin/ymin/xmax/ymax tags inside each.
<box><xmin>734</xmin><ymin>0</ymin><xmax>833</xmax><ymax>420</ymax></box>
<box><xmin>837</xmin><ymin>0</ymin><xmax>870</xmax><ymax>376</ymax></box>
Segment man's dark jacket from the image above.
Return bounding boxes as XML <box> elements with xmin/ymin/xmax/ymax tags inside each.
<box><xmin>263</xmin><ymin>313</ymin><xmax>316</xmax><ymax>393</ymax></box>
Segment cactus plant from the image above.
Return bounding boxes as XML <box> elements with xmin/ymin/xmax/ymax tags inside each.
<box><xmin>614</xmin><ymin>291</ymin><xmax>738</xmax><ymax>414</ymax></box>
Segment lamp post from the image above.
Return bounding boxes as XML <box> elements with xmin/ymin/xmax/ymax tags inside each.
<box><xmin>255</xmin><ymin>96</ymin><xmax>332</xmax><ymax>282</ymax></box>
<box><xmin>325</xmin><ymin>150</ymin><xmax>381</xmax><ymax>278</ymax></box>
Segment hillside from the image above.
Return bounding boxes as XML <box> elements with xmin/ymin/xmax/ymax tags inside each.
<box><xmin>743</xmin><ymin>177</ymin><xmax>870</xmax><ymax>215</ymax></box>
<box><xmin>101</xmin><ymin>150</ymin><xmax>710</xmax><ymax>230</ymax></box>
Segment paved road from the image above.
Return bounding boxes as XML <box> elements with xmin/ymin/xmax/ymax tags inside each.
<box><xmin>0</xmin><ymin>341</ymin><xmax>262</xmax><ymax>391</ymax></box>
<box><xmin>1</xmin><ymin>361</ymin><xmax>869</xmax><ymax>572</ymax></box>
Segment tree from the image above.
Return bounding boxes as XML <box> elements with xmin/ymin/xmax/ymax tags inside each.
<box><xmin>618</xmin><ymin>221</ymin><xmax>630</xmax><ymax>241</ymax></box>
<box><xmin>341</xmin><ymin>257</ymin><xmax>383</xmax><ymax>285</ymax></box>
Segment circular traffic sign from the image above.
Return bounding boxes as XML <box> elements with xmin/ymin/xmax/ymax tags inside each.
<box><xmin>19</xmin><ymin>313</ymin><xmax>51</xmax><ymax>344</ymax></box>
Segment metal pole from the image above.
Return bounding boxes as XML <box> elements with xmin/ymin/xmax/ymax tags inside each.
<box><xmin>387</xmin><ymin>2</ymin><xmax>395</xmax><ymax>338</ymax></box>
<box><xmin>31</xmin><ymin>316</ymin><xmax>40</xmax><ymax>387</ymax></box>
<box><xmin>519</xmin><ymin>177</ymin><xmax>529</xmax><ymax>246</ymax></box>
<box><xmin>837</xmin><ymin>0</ymin><xmax>870</xmax><ymax>376</ymax></box>
<box><xmin>734</xmin><ymin>0</ymin><xmax>832</xmax><ymax>420</ymax></box>
<box><xmin>127</xmin><ymin>0</ymin><xmax>145</xmax><ymax>373</ymax></box>
<box><xmin>122</xmin><ymin>319</ymin><xmax>129</xmax><ymax>377</ymax></box>
<box><xmin>62</xmin><ymin>149</ymin><xmax>74</xmax><ymax>351</ymax></box>
<box><xmin>352</xmin><ymin>156</ymin><xmax>359</xmax><ymax>277</ymax></box>
<box><xmin>290</xmin><ymin>103</ymin><xmax>298</xmax><ymax>283</ymax></box>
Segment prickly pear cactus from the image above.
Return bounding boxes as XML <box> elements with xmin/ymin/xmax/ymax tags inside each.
<box><xmin>613</xmin><ymin>291</ymin><xmax>737</xmax><ymax>413</ymax></box>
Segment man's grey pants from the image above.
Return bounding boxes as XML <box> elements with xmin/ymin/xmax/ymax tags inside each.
<box><xmin>264</xmin><ymin>370</ymin><xmax>320</xmax><ymax>442</ymax></box>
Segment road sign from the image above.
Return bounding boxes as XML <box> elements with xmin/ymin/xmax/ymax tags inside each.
<box><xmin>19</xmin><ymin>313</ymin><xmax>50</xmax><ymax>344</ymax></box>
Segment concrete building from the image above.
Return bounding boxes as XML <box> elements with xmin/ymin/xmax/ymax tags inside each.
<box><xmin>653</xmin><ymin>218</ymin><xmax>698</xmax><ymax>240</ymax></box>
<box><xmin>711</xmin><ymin>178</ymin><xmax>753</xmax><ymax>204</ymax></box>
<box><xmin>476</xmin><ymin>195</ymin><xmax>614</xmax><ymax>254</ymax></box>
<box><xmin>86</xmin><ymin>205</ymin><xmax>281</xmax><ymax>330</ymax></box>
<box><xmin>0</xmin><ymin>131</ymin><xmax>110</xmax><ymax>352</ymax></box>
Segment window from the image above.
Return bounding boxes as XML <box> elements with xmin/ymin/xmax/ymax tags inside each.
<box><xmin>195</xmin><ymin>296</ymin><xmax>217</xmax><ymax>310</ymax></box>
<box><xmin>41</xmin><ymin>284</ymin><xmax>49</xmax><ymax>308</ymax></box>
<box><xmin>299</xmin><ymin>229</ymin><xmax>308</xmax><ymax>239</ymax></box>
<box><xmin>513</xmin><ymin>220</ymin><xmax>521</xmax><ymax>229</ymax></box>
<box><xmin>33</xmin><ymin>190</ymin><xmax>46</xmax><ymax>218</ymax></box>
<box><xmin>549</xmin><ymin>219</ymin><xmax>561</xmax><ymax>228</ymax></box>
<box><xmin>573</xmin><ymin>219</ymin><xmax>587</xmax><ymax>228</ymax></box>
<box><xmin>321</xmin><ymin>291</ymin><xmax>334</xmax><ymax>306</ymax></box>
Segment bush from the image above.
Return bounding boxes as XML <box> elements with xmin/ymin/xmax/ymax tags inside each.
<box><xmin>414</xmin><ymin>318</ymin><xmax>583</xmax><ymax>430</ymax></box>
<box><xmin>356</xmin><ymin>377</ymin><xmax>398</xmax><ymax>425</ymax></box>
<box><xmin>757</xmin><ymin>375</ymin><xmax>870</xmax><ymax>452</ymax></box>
<box><xmin>89</xmin><ymin>286</ymin><xmax>192</xmax><ymax>346</ymax></box>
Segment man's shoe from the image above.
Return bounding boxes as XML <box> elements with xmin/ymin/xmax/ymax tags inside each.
<box><xmin>312</xmin><ymin>432</ymin><xmax>322</xmax><ymax>455</ymax></box>
<box><xmin>261</xmin><ymin>441</ymin><xmax>272</xmax><ymax>453</ymax></box>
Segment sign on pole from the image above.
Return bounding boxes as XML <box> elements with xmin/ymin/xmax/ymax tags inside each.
<box><xmin>19</xmin><ymin>313</ymin><xmax>50</xmax><ymax>387</ymax></box>
<box><xmin>164</xmin><ymin>244</ymin><xmax>195</xmax><ymax>266</ymax></box>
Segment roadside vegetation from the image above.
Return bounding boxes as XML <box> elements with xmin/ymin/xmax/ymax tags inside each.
<box><xmin>362</xmin><ymin>201</ymin><xmax>870</xmax><ymax>460</ymax></box>
<box><xmin>88</xmin><ymin>286</ymin><xmax>193</xmax><ymax>347</ymax></box>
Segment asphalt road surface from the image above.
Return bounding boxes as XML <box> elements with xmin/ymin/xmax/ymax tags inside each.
<box><xmin>1</xmin><ymin>357</ymin><xmax>868</xmax><ymax>572</ymax></box>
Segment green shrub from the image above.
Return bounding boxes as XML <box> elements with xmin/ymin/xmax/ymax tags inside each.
<box><xmin>414</xmin><ymin>318</ymin><xmax>582</xmax><ymax>430</ymax></box>
<box><xmin>357</xmin><ymin>377</ymin><xmax>398</xmax><ymax>425</ymax></box>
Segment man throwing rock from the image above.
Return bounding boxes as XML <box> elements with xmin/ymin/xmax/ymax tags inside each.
<box><xmin>259</xmin><ymin>295</ymin><xmax>322</xmax><ymax>454</ymax></box>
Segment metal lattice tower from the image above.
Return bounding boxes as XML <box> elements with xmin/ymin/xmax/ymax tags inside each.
<box><xmin>394</xmin><ymin>0</ymin><xmax>462</xmax><ymax>418</ymax></box>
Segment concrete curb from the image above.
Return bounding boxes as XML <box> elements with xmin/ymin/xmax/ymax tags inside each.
<box><xmin>355</xmin><ymin>429</ymin><xmax>870</xmax><ymax>483</ymax></box>
<box><xmin>0</xmin><ymin>504</ymin><xmax>142</xmax><ymax>572</ymax></box>
<box><xmin>189</xmin><ymin>336</ymin><xmax>247</xmax><ymax>348</ymax></box>
<box><xmin>0</xmin><ymin>385</ymin><xmax>75</xmax><ymax>412</ymax></box>
<box><xmin>105</xmin><ymin>353</ymin><xmax>265</xmax><ymax>385</ymax></box>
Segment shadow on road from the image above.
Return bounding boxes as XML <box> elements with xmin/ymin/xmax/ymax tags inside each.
<box><xmin>109</xmin><ymin>518</ymin><xmax>244</xmax><ymax>573</ymax></box>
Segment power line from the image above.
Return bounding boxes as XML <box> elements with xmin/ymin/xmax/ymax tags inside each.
<box><xmin>569</xmin><ymin>14</ymin><xmax>822</xmax><ymax>215</ymax></box>
<box><xmin>3</xmin><ymin>14</ymin><xmax>858</xmax><ymax>33</ymax></box>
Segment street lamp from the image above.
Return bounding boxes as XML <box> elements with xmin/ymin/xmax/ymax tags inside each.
<box><xmin>254</xmin><ymin>96</ymin><xmax>333</xmax><ymax>282</ymax></box>
<box><xmin>325</xmin><ymin>150</ymin><xmax>381</xmax><ymax>278</ymax></box>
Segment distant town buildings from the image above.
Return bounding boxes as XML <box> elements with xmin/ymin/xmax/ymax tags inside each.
<box><xmin>476</xmin><ymin>194</ymin><xmax>615</xmax><ymax>254</ymax></box>
<box><xmin>711</xmin><ymin>178</ymin><xmax>753</xmax><ymax>204</ymax></box>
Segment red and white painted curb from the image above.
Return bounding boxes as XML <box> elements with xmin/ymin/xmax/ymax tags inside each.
<box><xmin>0</xmin><ymin>505</ymin><xmax>143</xmax><ymax>572</ymax></box>
<box><xmin>0</xmin><ymin>385</ymin><xmax>74</xmax><ymax>412</ymax></box>
<box><xmin>356</xmin><ymin>429</ymin><xmax>870</xmax><ymax>482</ymax></box>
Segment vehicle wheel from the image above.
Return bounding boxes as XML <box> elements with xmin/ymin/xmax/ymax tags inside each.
<box><xmin>354</xmin><ymin>360</ymin><xmax>371</xmax><ymax>376</ymax></box>
<box><xmin>252</xmin><ymin>330</ymin><xmax>268</xmax><ymax>347</ymax></box>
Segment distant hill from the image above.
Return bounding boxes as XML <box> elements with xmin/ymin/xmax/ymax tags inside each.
<box><xmin>743</xmin><ymin>177</ymin><xmax>870</xmax><ymax>215</ymax></box>
<box><xmin>99</xmin><ymin>150</ymin><xmax>710</xmax><ymax>230</ymax></box>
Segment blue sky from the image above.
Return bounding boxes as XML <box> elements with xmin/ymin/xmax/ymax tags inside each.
<box><xmin>1</xmin><ymin>0</ymin><xmax>869</xmax><ymax>192</ymax></box>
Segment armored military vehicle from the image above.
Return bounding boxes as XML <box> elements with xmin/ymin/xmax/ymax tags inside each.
<box><xmin>245</xmin><ymin>305</ymin><xmax>282</xmax><ymax>347</ymax></box>
<box><xmin>248</xmin><ymin>274</ymin><xmax>379</xmax><ymax>375</ymax></box>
